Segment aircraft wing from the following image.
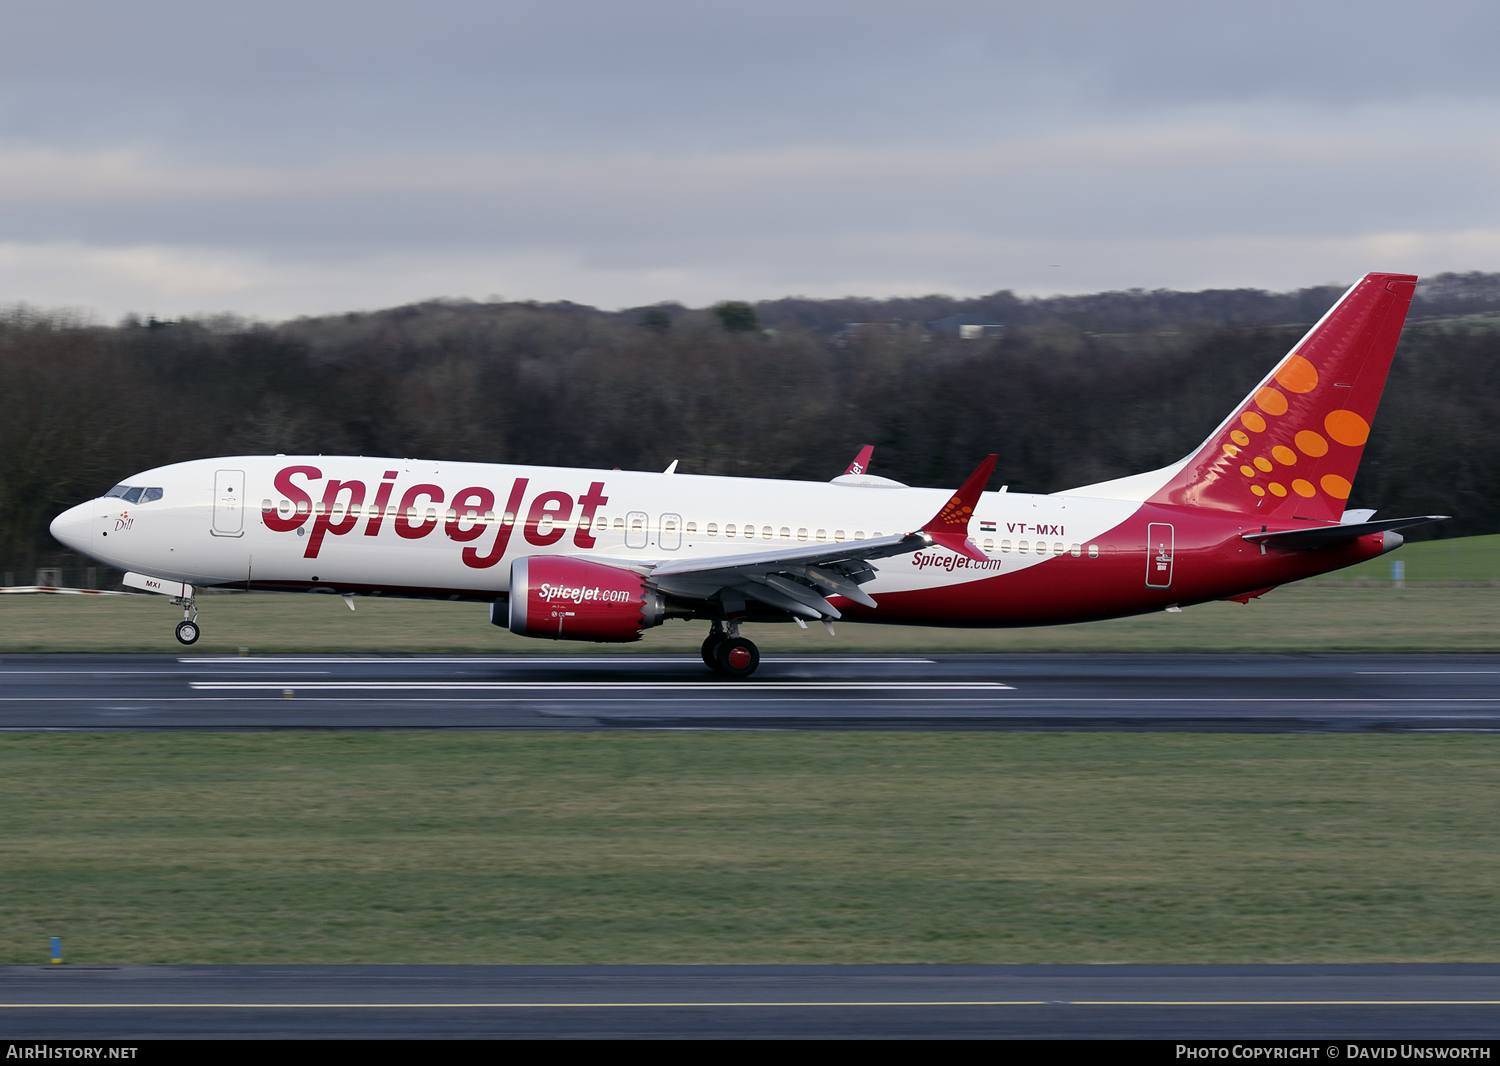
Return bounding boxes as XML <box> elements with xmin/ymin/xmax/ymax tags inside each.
<box><xmin>1241</xmin><ymin>515</ymin><xmax>1447</xmax><ymax>548</ymax></box>
<box><xmin>646</xmin><ymin>455</ymin><xmax>997</xmax><ymax>620</ymax></box>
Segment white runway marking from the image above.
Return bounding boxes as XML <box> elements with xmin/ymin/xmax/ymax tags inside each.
<box><xmin>0</xmin><ymin>670</ymin><xmax>332</xmax><ymax>676</ymax></box>
<box><xmin>189</xmin><ymin>681</ymin><xmax>1009</xmax><ymax>692</ymax></box>
<box><xmin>181</xmin><ymin>657</ymin><xmax>937</xmax><ymax>665</ymax></box>
<box><xmin>1357</xmin><ymin>670</ymin><xmax>1500</xmax><ymax>675</ymax></box>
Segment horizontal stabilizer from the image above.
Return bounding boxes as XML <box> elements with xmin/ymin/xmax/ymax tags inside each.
<box><xmin>1241</xmin><ymin>516</ymin><xmax>1447</xmax><ymax>549</ymax></box>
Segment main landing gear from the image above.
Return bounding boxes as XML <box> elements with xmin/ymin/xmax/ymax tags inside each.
<box><xmin>702</xmin><ymin>620</ymin><xmax>760</xmax><ymax>678</ymax></box>
<box><xmin>173</xmin><ymin>592</ymin><xmax>200</xmax><ymax>645</ymax></box>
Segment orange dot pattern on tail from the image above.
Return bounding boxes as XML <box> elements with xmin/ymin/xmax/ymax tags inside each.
<box><xmin>1274</xmin><ymin>354</ymin><xmax>1319</xmax><ymax>394</ymax></box>
<box><xmin>1231</xmin><ymin>367</ymin><xmax>1375</xmax><ymax>510</ymax></box>
<box><xmin>1255</xmin><ymin>387</ymin><xmax>1288</xmax><ymax>416</ymax></box>
<box><xmin>1150</xmin><ymin>273</ymin><xmax>1415</xmax><ymax>520</ymax></box>
<box><xmin>1325</xmin><ymin>410</ymin><xmax>1370</xmax><ymax>447</ymax></box>
<box><xmin>936</xmin><ymin>495</ymin><xmax>972</xmax><ymax>525</ymax></box>
<box><xmin>1295</xmin><ymin>430</ymin><xmax>1328</xmax><ymax>457</ymax></box>
<box><xmin>1321</xmin><ymin>474</ymin><xmax>1353</xmax><ymax>499</ymax></box>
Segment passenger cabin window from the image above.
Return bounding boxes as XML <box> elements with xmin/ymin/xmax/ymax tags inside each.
<box><xmin>816</xmin><ymin>529</ymin><xmax>826</xmax><ymax>542</ymax></box>
<box><xmin>983</xmin><ymin>538</ymin><xmax>994</xmax><ymax>552</ymax></box>
<box><xmin>1070</xmin><ymin>543</ymin><xmax>1082</xmax><ymax>557</ymax></box>
<box><xmin>686</xmin><ymin>522</ymin><xmax>697</xmax><ymax>535</ymax></box>
<box><xmin>1000</xmin><ymin>540</ymin><xmax>1012</xmax><ymax>553</ymax></box>
<box><xmin>725</xmin><ymin>524</ymin><xmax>736</xmax><ymax>537</ymax></box>
<box><xmin>797</xmin><ymin>528</ymin><xmax>808</xmax><ymax>542</ymax></box>
<box><xmin>834</xmin><ymin>530</ymin><xmax>845</xmax><ymax>542</ymax></box>
<box><xmin>780</xmin><ymin>527</ymin><xmax>791</xmax><ymax>541</ymax></box>
<box><xmin>1088</xmin><ymin>544</ymin><xmax>1100</xmax><ymax>558</ymax></box>
<box><xmin>1017</xmin><ymin>540</ymin><xmax>1029</xmax><ymax>553</ymax></box>
<box><xmin>262</xmin><ymin>499</ymin><xmax>274</xmax><ymax>513</ymax></box>
<box><xmin>854</xmin><ymin>530</ymin><xmax>864</xmax><ymax>540</ymax></box>
<box><xmin>707</xmin><ymin>523</ymin><xmax>718</xmax><ymax>536</ymax></box>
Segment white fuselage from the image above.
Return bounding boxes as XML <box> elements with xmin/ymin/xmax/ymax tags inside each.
<box><xmin>56</xmin><ymin>455</ymin><xmax>1139</xmax><ymax>602</ymax></box>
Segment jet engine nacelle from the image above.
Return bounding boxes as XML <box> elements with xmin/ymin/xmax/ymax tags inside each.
<box><xmin>506</xmin><ymin>556</ymin><xmax>665</xmax><ymax>642</ymax></box>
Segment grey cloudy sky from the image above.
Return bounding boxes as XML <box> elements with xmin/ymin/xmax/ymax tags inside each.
<box><xmin>2</xmin><ymin>0</ymin><xmax>1498</xmax><ymax>318</ymax></box>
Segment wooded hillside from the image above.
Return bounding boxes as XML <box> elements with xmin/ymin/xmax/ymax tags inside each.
<box><xmin>4</xmin><ymin>273</ymin><xmax>1499</xmax><ymax>581</ymax></box>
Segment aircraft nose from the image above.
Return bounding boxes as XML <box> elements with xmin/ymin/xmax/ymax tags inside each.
<box><xmin>49</xmin><ymin>501</ymin><xmax>94</xmax><ymax>553</ymax></box>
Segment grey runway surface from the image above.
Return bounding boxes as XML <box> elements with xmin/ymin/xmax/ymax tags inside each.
<box><xmin>5</xmin><ymin>653</ymin><xmax>1500</xmax><ymax>731</ymax></box>
<box><xmin>4</xmin><ymin>964</ymin><xmax>1500</xmax><ymax>1038</ymax></box>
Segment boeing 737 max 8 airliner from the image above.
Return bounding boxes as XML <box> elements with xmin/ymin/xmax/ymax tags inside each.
<box><xmin>49</xmin><ymin>272</ymin><xmax>1445</xmax><ymax>676</ymax></box>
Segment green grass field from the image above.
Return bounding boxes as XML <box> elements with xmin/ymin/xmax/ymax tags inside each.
<box><xmin>6</xmin><ymin>583</ymin><xmax>1500</xmax><ymax>654</ymax></box>
<box><xmin>3</xmin><ymin>732</ymin><xmax>1499</xmax><ymax>965</ymax></box>
<box><xmin>5</xmin><ymin>534</ymin><xmax>1497</xmax><ymax>655</ymax></box>
<box><xmin>1308</xmin><ymin>531</ymin><xmax>1500</xmax><ymax>585</ymax></box>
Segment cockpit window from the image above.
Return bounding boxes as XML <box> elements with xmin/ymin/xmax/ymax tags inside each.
<box><xmin>103</xmin><ymin>484</ymin><xmax>164</xmax><ymax>503</ymax></box>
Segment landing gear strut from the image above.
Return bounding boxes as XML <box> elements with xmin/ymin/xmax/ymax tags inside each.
<box><xmin>173</xmin><ymin>593</ymin><xmax>200</xmax><ymax>645</ymax></box>
<box><xmin>704</xmin><ymin>620</ymin><xmax>759</xmax><ymax>678</ymax></box>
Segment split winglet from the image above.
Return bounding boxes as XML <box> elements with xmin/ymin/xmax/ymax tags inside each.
<box><xmin>842</xmin><ymin>445</ymin><xmax>874</xmax><ymax>477</ymax></box>
<box><xmin>920</xmin><ymin>454</ymin><xmax>998</xmax><ymax>562</ymax></box>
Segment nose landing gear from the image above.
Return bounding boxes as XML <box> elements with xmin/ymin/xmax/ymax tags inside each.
<box><xmin>172</xmin><ymin>592</ymin><xmax>200</xmax><ymax>645</ymax></box>
<box><xmin>704</xmin><ymin>620</ymin><xmax>759</xmax><ymax>678</ymax></box>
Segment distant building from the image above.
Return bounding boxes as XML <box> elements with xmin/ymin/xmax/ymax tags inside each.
<box><xmin>926</xmin><ymin>314</ymin><xmax>1004</xmax><ymax>339</ymax></box>
<box><xmin>833</xmin><ymin>321</ymin><xmax>904</xmax><ymax>347</ymax></box>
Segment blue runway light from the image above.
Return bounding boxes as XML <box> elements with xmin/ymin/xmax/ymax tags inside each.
<box><xmin>50</xmin><ymin>937</ymin><xmax>61</xmax><ymax>964</ymax></box>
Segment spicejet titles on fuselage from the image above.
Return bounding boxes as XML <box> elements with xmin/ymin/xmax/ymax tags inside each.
<box><xmin>264</xmin><ymin>465</ymin><xmax>609</xmax><ymax>567</ymax></box>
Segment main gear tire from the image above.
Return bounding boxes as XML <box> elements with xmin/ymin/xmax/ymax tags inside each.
<box><xmin>715</xmin><ymin>636</ymin><xmax>760</xmax><ymax>678</ymax></box>
<box><xmin>701</xmin><ymin>632</ymin><xmax>727</xmax><ymax>671</ymax></box>
<box><xmin>175</xmin><ymin>620</ymin><xmax>200</xmax><ymax>645</ymax></box>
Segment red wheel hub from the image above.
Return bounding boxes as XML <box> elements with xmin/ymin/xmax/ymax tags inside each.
<box><xmin>727</xmin><ymin>645</ymin><xmax>753</xmax><ymax>669</ymax></box>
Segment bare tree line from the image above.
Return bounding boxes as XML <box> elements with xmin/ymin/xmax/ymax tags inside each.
<box><xmin>3</xmin><ymin>274</ymin><xmax>1499</xmax><ymax>582</ymax></box>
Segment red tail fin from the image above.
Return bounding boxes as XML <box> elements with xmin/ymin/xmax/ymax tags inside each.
<box><xmin>1149</xmin><ymin>272</ymin><xmax>1417</xmax><ymax>521</ymax></box>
